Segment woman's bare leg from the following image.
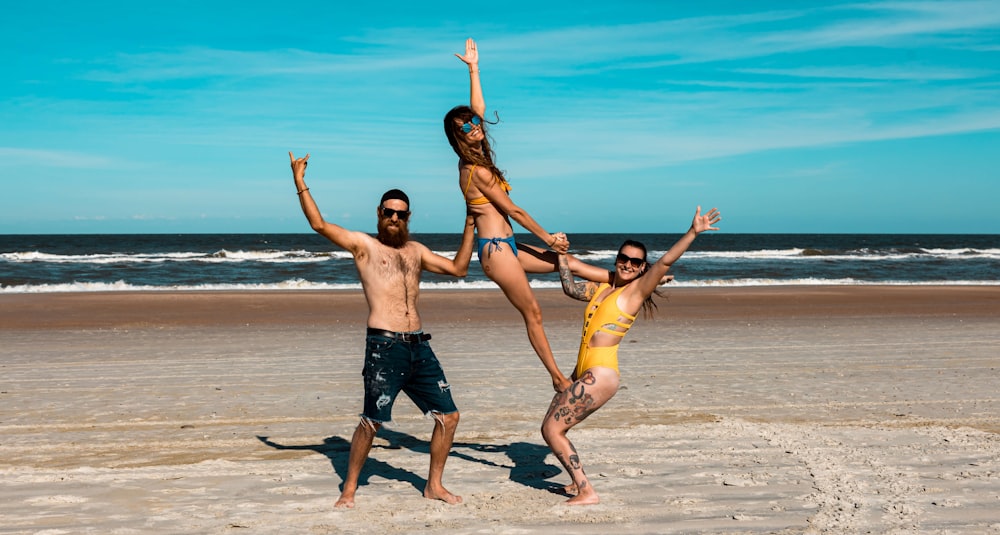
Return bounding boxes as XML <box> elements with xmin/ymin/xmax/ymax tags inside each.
<box><xmin>516</xmin><ymin>243</ymin><xmax>612</xmax><ymax>282</ymax></box>
<box><xmin>481</xmin><ymin>246</ymin><xmax>567</xmax><ymax>391</ymax></box>
<box><xmin>541</xmin><ymin>367</ymin><xmax>620</xmax><ymax>505</ymax></box>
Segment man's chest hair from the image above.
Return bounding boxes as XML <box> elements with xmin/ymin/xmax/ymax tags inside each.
<box><xmin>370</xmin><ymin>244</ymin><xmax>421</xmax><ymax>279</ymax></box>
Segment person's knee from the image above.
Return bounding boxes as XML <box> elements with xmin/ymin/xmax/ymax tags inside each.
<box><xmin>520</xmin><ymin>300</ymin><xmax>543</xmax><ymax>323</ymax></box>
<box><xmin>435</xmin><ymin>410</ymin><xmax>460</xmax><ymax>430</ymax></box>
<box><xmin>540</xmin><ymin>419</ymin><xmax>561</xmax><ymax>444</ymax></box>
<box><xmin>358</xmin><ymin>418</ymin><xmax>381</xmax><ymax>437</ymax></box>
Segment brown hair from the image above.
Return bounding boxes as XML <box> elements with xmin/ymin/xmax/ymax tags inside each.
<box><xmin>443</xmin><ymin>105</ymin><xmax>506</xmax><ymax>182</ymax></box>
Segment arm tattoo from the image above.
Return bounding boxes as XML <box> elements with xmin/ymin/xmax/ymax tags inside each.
<box><xmin>558</xmin><ymin>255</ymin><xmax>592</xmax><ymax>301</ymax></box>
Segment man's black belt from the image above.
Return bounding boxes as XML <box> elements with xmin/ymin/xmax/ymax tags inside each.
<box><xmin>366</xmin><ymin>328</ymin><xmax>431</xmax><ymax>342</ymax></box>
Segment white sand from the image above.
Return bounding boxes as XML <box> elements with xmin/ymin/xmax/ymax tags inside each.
<box><xmin>1</xmin><ymin>287</ymin><xmax>999</xmax><ymax>534</ymax></box>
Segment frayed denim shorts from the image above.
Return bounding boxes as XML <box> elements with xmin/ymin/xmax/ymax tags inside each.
<box><xmin>361</xmin><ymin>332</ymin><xmax>457</xmax><ymax>424</ymax></box>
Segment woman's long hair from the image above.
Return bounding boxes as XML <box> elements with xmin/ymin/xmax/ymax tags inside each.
<box><xmin>620</xmin><ymin>239</ymin><xmax>665</xmax><ymax>319</ymax></box>
<box><xmin>443</xmin><ymin>105</ymin><xmax>506</xmax><ymax>182</ymax></box>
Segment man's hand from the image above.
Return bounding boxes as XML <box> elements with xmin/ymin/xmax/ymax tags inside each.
<box><xmin>289</xmin><ymin>151</ymin><xmax>310</xmax><ymax>180</ymax></box>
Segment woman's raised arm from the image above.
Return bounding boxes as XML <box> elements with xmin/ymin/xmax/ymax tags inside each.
<box><xmin>455</xmin><ymin>38</ymin><xmax>485</xmax><ymax>118</ymax></box>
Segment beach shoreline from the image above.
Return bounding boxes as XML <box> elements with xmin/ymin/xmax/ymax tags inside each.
<box><xmin>2</xmin><ymin>286</ymin><xmax>999</xmax><ymax>533</ymax></box>
<box><xmin>2</xmin><ymin>285</ymin><xmax>997</xmax><ymax>329</ymax></box>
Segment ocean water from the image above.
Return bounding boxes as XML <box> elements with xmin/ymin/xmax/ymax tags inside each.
<box><xmin>1</xmin><ymin>233</ymin><xmax>998</xmax><ymax>293</ymax></box>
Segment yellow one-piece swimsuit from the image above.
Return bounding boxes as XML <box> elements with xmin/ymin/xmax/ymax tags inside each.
<box><xmin>574</xmin><ymin>283</ymin><xmax>636</xmax><ymax>379</ymax></box>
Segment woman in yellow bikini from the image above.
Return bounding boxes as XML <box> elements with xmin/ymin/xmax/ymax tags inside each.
<box><xmin>444</xmin><ymin>38</ymin><xmax>612</xmax><ymax>393</ymax></box>
<box><xmin>543</xmin><ymin>206</ymin><xmax>722</xmax><ymax>505</ymax></box>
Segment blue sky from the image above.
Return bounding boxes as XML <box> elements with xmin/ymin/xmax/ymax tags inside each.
<box><xmin>2</xmin><ymin>0</ymin><xmax>998</xmax><ymax>235</ymax></box>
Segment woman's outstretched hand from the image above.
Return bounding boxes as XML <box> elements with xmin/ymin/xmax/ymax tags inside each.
<box><xmin>455</xmin><ymin>37</ymin><xmax>478</xmax><ymax>66</ymax></box>
<box><xmin>691</xmin><ymin>206</ymin><xmax>721</xmax><ymax>234</ymax></box>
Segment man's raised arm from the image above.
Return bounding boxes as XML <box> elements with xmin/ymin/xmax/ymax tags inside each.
<box><xmin>422</xmin><ymin>214</ymin><xmax>476</xmax><ymax>277</ymax></box>
<box><xmin>290</xmin><ymin>151</ymin><xmax>364</xmax><ymax>253</ymax></box>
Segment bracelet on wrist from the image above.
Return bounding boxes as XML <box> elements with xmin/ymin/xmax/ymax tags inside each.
<box><xmin>297</xmin><ymin>187</ymin><xmax>309</xmax><ymax>195</ymax></box>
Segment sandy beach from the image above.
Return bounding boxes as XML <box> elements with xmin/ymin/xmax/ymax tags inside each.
<box><xmin>2</xmin><ymin>286</ymin><xmax>999</xmax><ymax>534</ymax></box>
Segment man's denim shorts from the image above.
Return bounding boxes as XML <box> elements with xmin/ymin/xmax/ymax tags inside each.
<box><xmin>361</xmin><ymin>332</ymin><xmax>458</xmax><ymax>424</ymax></box>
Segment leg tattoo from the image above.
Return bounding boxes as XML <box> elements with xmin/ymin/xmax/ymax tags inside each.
<box><xmin>550</xmin><ymin>371</ymin><xmax>599</xmax><ymax>426</ymax></box>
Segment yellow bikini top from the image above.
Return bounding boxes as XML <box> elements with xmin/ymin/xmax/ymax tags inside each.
<box><xmin>582</xmin><ymin>283</ymin><xmax>636</xmax><ymax>345</ymax></box>
<box><xmin>463</xmin><ymin>164</ymin><xmax>511</xmax><ymax>205</ymax></box>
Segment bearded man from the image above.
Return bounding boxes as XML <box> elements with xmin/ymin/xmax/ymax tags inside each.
<box><xmin>289</xmin><ymin>152</ymin><xmax>475</xmax><ymax>508</ymax></box>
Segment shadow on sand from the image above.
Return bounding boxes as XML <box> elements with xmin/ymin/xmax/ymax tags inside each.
<box><xmin>257</xmin><ymin>427</ymin><xmax>562</xmax><ymax>493</ymax></box>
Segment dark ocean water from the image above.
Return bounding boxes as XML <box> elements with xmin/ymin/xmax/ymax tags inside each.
<box><xmin>1</xmin><ymin>233</ymin><xmax>998</xmax><ymax>292</ymax></box>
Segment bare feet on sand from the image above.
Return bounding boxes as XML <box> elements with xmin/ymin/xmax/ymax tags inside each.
<box><xmin>565</xmin><ymin>489</ymin><xmax>600</xmax><ymax>505</ymax></box>
<box><xmin>546</xmin><ymin>483</ymin><xmax>577</xmax><ymax>496</ymax></box>
<box><xmin>335</xmin><ymin>486</ymin><xmax>461</xmax><ymax>507</ymax></box>
<box><xmin>335</xmin><ymin>490</ymin><xmax>356</xmax><ymax>508</ymax></box>
<box><xmin>551</xmin><ymin>483</ymin><xmax>600</xmax><ymax>505</ymax></box>
<box><xmin>424</xmin><ymin>485</ymin><xmax>463</xmax><ymax>504</ymax></box>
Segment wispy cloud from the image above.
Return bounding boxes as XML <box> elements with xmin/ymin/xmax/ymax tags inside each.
<box><xmin>809</xmin><ymin>1</ymin><xmax>1000</xmax><ymax>43</ymax></box>
<box><xmin>130</xmin><ymin>214</ymin><xmax>177</xmax><ymax>221</ymax></box>
<box><xmin>3</xmin><ymin>0</ymin><xmax>996</xmax><ymax>233</ymax></box>
<box><xmin>0</xmin><ymin>147</ymin><xmax>116</xmax><ymax>169</ymax></box>
<box><xmin>501</xmin><ymin>83</ymin><xmax>1000</xmax><ymax>178</ymax></box>
<box><xmin>79</xmin><ymin>45</ymin><xmax>447</xmax><ymax>84</ymax></box>
<box><xmin>468</xmin><ymin>1</ymin><xmax>1000</xmax><ymax>72</ymax></box>
<box><xmin>734</xmin><ymin>65</ymin><xmax>996</xmax><ymax>81</ymax></box>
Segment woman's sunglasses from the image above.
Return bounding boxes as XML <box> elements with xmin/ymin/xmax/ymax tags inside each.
<box><xmin>460</xmin><ymin>116</ymin><xmax>482</xmax><ymax>133</ymax></box>
<box><xmin>616</xmin><ymin>253</ymin><xmax>646</xmax><ymax>268</ymax></box>
<box><xmin>381</xmin><ymin>207</ymin><xmax>410</xmax><ymax>221</ymax></box>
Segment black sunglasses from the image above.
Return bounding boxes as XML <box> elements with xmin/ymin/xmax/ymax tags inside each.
<box><xmin>381</xmin><ymin>207</ymin><xmax>410</xmax><ymax>221</ymax></box>
<box><xmin>616</xmin><ymin>252</ymin><xmax>645</xmax><ymax>268</ymax></box>
<box><xmin>460</xmin><ymin>116</ymin><xmax>481</xmax><ymax>133</ymax></box>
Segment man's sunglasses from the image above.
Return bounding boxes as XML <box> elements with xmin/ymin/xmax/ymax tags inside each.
<box><xmin>616</xmin><ymin>253</ymin><xmax>646</xmax><ymax>268</ymax></box>
<box><xmin>460</xmin><ymin>116</ymin><xmax>482</xmax><ymax>133</ymax></box>
<box><xmin>381</xmin><ymin>207</ymin><xmax>410</xmax><ymax>221</ymax></box>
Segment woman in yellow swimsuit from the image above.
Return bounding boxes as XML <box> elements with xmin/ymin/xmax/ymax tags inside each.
<box><xmin>444</xmin><ymin>38</ymin><xmax>612</xmax><ymax>393</ymax></box>
<box><xmin>542</xmin><ymin>206</ymin><xmax>722</xmax><ymax>505</ymax></box>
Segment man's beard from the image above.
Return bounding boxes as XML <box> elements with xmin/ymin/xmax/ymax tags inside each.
<box><xmin>376</xmin><ymin>218</ymin><xmax>410</xmax><ymax>248</ymax></box>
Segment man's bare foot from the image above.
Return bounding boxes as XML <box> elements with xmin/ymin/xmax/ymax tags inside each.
<box><xmin>334</xmin><ymin>491</ymin><xmax>356</xmax><ymax>508</ymax></box>
<box><xmin>565</xmin><ymin>488</ymin><xmax>599</xmax><ymax>505</ymax></box>
<box><xmin>424</xmin><ymin>485</ymin><xmax>463</xmax><ymax>504</ymax></box>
